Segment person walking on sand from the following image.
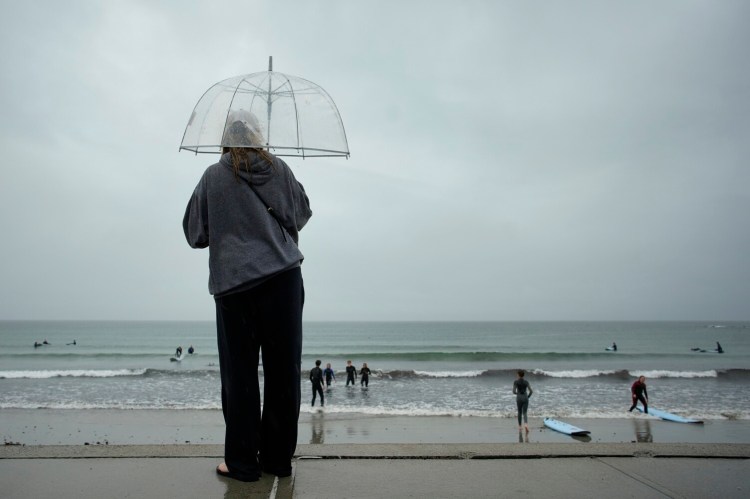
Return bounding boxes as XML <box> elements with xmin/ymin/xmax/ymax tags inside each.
<box><xmin>183</xmin><ymin>113</ymin><xmax>312</xmax><ymax>482</ymax></box>
<box><xmin>324</xmin><ymin>362</ymin><xmax>336</xmax><ymax>390</ymax></box>
<box><xmin>513</xmin><ymin>370</ymin><xmax>533</xmax><ymax>433</ymax></box>
<box><xmin>629</xmin><ymin>375</ymin><xmax>648</xmax><ymax>414</ymax></box>
<box><xmin>345</xmin><ymin>360</ymin><xmax>357</xmax><ymax>386</ymax></box>
<box><xmin>360</xmin><ymin>362</ymin><xmax>371</xmax><ymax>387</ymax></box>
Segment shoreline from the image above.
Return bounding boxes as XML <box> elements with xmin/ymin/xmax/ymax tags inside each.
<box><xmin>3</xmin><ymin>408</ymin><xmax>750</xmax><ymax>446</ymax></box>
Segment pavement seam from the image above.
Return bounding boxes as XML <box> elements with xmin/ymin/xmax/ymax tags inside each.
<box><xmin>595</xmin><ymin>457</ymin><xmax>682</xmax><ymax>499</ymax></box>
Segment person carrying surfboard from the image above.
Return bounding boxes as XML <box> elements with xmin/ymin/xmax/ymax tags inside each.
<box><xmin>628</xmin><ymin>375</ymin><xmax>648</xmax><ymax>414</ymax></box>
<box><xmin>513</xmin><ymin>370</ymin><xmax>533</xmax><ymax>433</ymax></box>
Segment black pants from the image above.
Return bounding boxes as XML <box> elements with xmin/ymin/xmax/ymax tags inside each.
<box><xmin>312</xmin><ymin>382</ymin><xmax>324</xmax><ymax>406</ymax></box>
<box><xmin>215</xmin><ymin>267</ymin><xmax>304</xmax><ymax>480</ymax></box>
<box><xmin>516</xmin><ymin>394</ymin><xmax>529</xmax><ymax>425</ymax></box>
<box><xmin>629</xmin><ymin>394</ymin><xmax>648</xmax><ymax>413</ymax></box>
<box><xmin>361</xmin><ymin>376</ymin><xmax>369</xmax><ymax>387</ymax></box>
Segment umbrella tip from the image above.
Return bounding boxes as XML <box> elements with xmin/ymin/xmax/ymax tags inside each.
<box><xmin>268</xmin><ymin>56</ymin><xmax>273</xmax><ymax>72</ymax></box>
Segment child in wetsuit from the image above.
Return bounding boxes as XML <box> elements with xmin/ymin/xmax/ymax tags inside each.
<box><xmin>360</xmin><ymin>363</ymin><xmax>371</xmax><ymax>387</ymax></box>
<box><xmin>324</xmin><ymin>363</ymin><xmax>335</xmax><ymax>389</ymax></box>
<box><xmin>345</xmin><ymin>360</ymin><xmax>357</xmax><ymax>386</ymax></box>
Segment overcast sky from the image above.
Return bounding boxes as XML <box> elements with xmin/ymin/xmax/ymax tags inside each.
<box><xmin>1</xmin><ymin>1</ymin><xmax>748</xmax><ymax>321</ymax></box>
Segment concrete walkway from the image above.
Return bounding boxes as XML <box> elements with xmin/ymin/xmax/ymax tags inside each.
<box><xmin>2</xmin><ymin>444</ymin><xmax>748</xmax><ymax>498</ymax></box>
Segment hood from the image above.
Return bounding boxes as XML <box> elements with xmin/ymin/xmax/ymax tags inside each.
<box><xmin>219</xmin><ymin>151</ymin><xmax>274</xmax><ymax>186</ymax></box>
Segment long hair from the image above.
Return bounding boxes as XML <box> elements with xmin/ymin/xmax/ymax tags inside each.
<box><xmin>223</xmin><ymin>146</ymin><xmax>275</xmax><ymax>182</ymax></box>
<box><xmin>221</xmin><ymin>114</ymin><xmax>275</xmax><ymax>181</ymax></box>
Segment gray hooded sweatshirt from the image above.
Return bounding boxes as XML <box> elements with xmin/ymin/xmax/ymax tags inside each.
<box><xmin>183</xmin><ymin>152</ymin><xmax>312</xmax><ymax>296</ymax></box>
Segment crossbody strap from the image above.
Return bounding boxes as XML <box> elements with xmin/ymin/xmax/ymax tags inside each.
<box><xmin>243</xmin><ymin>178</ymin><xmax>288</xmax><ymax>242</ymax></box>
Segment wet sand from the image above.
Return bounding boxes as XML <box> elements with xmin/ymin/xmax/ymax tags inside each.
<box><xmin>3</xmin><ymin>408</ymin><xmax>749</xmax><ymax>446</ymax></box>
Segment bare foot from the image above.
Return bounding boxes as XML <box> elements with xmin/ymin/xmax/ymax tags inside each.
<box><xmin>525</xmin><ymin>425</ymin><xmax>529</xmax><ymax>433</ymax></box>
<box><xmin>217</xmin><ymin>462</ymin><xmax>229</xmax><ymax>474</ymax></box>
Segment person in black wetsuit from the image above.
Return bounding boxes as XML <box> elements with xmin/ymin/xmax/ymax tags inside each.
<box><xmin>628</xmin><ymin>375</ymin><xmax>648</xmax><ymax>414</ymax></box>
<box><xmin>175</xmin><ymin>346</ymin><xmax>183</xmax><ymax>358</ymax></box>
<box><xmin>512</xmin><ymin>370</ymin><xmax>533</xmax><ymax>433</ymax></box>
<box><xmin>345</xmin><ymin>360</ymin><xmax>357</xmax><ymax>386</ymax></box>
<box><xmin>310</xmin><ymin>360</ymin><xmax>325</xmax><ymax>407</ymax></box>
<box><xmin>360</xmin><ymin>363</ymin><xmax>371</xmax><ymax>387</ymax></box>
<box><xmin>188</xmin><ymin>345</ymin><xmax>195</xmax><ymax>354</ymax></box>
<box><xmin>323</xmin><ymin>363</ymin><xmax>335</xmax><ymax>389</ymax></box>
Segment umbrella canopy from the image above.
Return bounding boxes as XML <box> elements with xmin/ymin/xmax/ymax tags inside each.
<box><xmin>180</xmin><ymin>58</ymin><xmax>349</xmax><ymax>158</ymax></box>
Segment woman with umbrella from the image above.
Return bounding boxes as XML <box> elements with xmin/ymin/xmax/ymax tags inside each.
<box><xmin>183</xmin><ymin>111</ymin><xmax>312</xmax><ymax>482</ymax></box>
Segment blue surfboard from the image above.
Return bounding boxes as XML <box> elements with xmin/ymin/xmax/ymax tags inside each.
<box><xmin>544</xmin><ymin>418</ymin><xmax>591</xmax><ymax>436</ymax></box>
<box><xmin>636</xmin><ymin>407</ymin><xmax>703</xmax><ymax>424</ymax></box>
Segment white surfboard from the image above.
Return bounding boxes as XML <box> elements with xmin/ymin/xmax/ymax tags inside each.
<box><xmin>636</xmin><ymin>407</ymin><xmax>703</xmax><ymax>424</ymax></box>
<box><xmin>170</xmin><ymin>356</ymin><xmax>182</xmax><ymax>362</ymax></box>
<box><xmin>544</xmin><ymin>418</ymin><xmax>591</xmax><ymax>436</ymax></box>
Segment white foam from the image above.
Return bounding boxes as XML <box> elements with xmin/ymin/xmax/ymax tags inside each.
<box><xmin>636</xmin><ymin>370</ymin><xmax>718</xmax><ymax>379</ymax></box>
<box><xmin>412</xmin><ymin>370</ymin><xmax>486</xmax><ymax>378</ymax></box>
<box><xmin>533</xmin><ymin>369</ymin><xmax>617</xmax><ymax>378</ymax></box>
<box><xmin>0</xmin><ymin>369</ymin><xmax>147</xmax><ymax>379</ymax></box>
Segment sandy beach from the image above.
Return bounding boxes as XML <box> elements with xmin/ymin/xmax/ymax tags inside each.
<box><xmin>3</xmin><ymin>409</ymin><xmax>749</xmax><ymax>498</ymax></box>
<box><xmin>3</xmin><ymin>408</ymin><xmax>749</xmax><ymax>446</ymax></box>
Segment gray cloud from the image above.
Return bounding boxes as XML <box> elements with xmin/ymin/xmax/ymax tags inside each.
<box><xmin>0</xmin><ymin>1</ymin><xmax>748</xmax><ymax>321</ymax></box>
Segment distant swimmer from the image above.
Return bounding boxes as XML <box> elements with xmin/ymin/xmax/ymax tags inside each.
<box><xmin>42</xmin><ymin>339</ymin><xmax>50</xmax><ymax>345</ymax></box>
<box><xmin>34</xmin><ymin>341</ymin><xmax>42</xmax><ymax>348</ymax></box>
<box><xmin>628</xmin><ymin>375</ymin><xmax>648</xmax><ymax>414</ymax></box>
<box><xmin>716</xmin><ymin>342</ymin><xmax>723</xmax><ymax>354</ymax></box>
<box><xmin>188</xmin><ymin>345</ymin><xmax>195</xmax><ymax>354</ymax></box>
<box><xmin>66</xmin><ymin>340</ymin><xmax>77</xmax><ymax>346</ymax></box>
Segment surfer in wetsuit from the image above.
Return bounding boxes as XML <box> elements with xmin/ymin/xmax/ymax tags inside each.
<box><xmin>612</xmin><ymin>342</ymin><xmax>617</xmax><ymax>351</ymax></box>
<box><xmin>188</xmin><ymin>345</ymin><xmax>195</xmax><ymax>354</ymax></box>
<box><xmin>360</xmin><ymin>363</ymin><xmax>371</xmax><ymax>387</ymax></box>
<box><xmin>324</xmin><ymin>363</ymin><xmax>335</xmax><ymax>389</ymax></box>
<box><xmin>716</xmin><ymin>342</ymin><xmax>723</xmax><ymax>353</ymax></box>
<box><xmin>175</xmin><ymin>346</ymin><xmax>183</xmax><ymax>358</ymax></box>
<box><xmin>513</xmin><ymin>370</ymin><xmax>533</xmax><ymax>433</ymax></box>
<box><xmin>345</xmin><ymin>360</ymin><xmax>357</xmax><ymax>386</ymax></box>
<box><xmin>628</xmin><ymin>375</ymin><xmax>648</xmax><ymax>414</ymax></box>
<box><xmin>310</xmin><ymin>360</ymin><xmax>324</xmax><ymax>407</ymax></box>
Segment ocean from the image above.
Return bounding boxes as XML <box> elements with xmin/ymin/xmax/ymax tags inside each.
<box><xmin>1</xmin><ymin>321</ymin><xmax>748</xmax><ymax>421</ymax></box>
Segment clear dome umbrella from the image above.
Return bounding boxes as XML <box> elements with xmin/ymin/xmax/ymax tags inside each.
<box><xmin>180</xmin><ymin>57</ymin><xmax>349</xmax><ymax>158</ymax></box>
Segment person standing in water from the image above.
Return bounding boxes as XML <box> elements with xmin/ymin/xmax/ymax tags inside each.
<box><xmin>345</xmin><ymin>360</ymin><xmax>357</xmax><ymax>386</ymax></box>
<box><xmin>629</xmin><ymin>375</ymin><xmax>648</xmax><ymax>414</ymax></box>
<box><xmin>513</xmin><ymin>370</ymin><xmax>533</xmax><ymax>433</ymax></box>
<box><xmin>310</xmin><ymin>360</ymin><xmax>325</xmax><ymax>407</ymax></box>
<box><xmin>323</xmin><ymin>362</ymin><xmax>336</xmax><ymax>390</ymax></box>
<box><xmin>360</xmin><ymin>362</ymin><xmax>371</xmax><ymax>387</ymax></box>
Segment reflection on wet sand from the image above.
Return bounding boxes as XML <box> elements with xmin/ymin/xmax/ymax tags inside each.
<box><xmin>311</xmin><ymin>411</ymin><xmax>325</xmax><ymax>444</ymax></box>
<box><xmin>518</xmin><ymin>429</ymin><xmax>530</xmax><ymax>443</ymax></box>
<box><xmin>633</xmin><ymin>418</ymin><xmax>653</xmax><ymax>442</ymax></box>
